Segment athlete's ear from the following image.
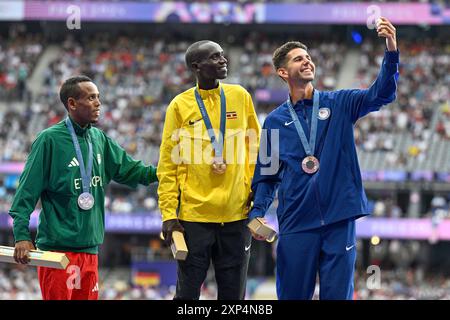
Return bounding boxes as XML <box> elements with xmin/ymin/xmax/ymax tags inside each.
<box><xmin>277</xmin><ymin>68</ymin><xmax>288</xmax><ymax>82</ymax></box>
<box><xmin>191</xmin><ymin>61</ymin><xmax>200</xmax><ymax>73</ymax></box>
<box><xmin>67</xmin><ymin>97</ymin><xmax>77</xmax><ymax>111</ymax></box>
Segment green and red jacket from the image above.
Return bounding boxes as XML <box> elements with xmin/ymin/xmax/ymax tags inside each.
<box><xmin>9</xmin><ymin>117</ymin><xmax>157</xmax><ymax>253</ymax></box>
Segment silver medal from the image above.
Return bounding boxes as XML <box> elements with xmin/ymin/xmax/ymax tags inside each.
<box><xmin>78</xmin><ymin>192</ymin><xmax>94</xmax><ymax>210</ymax></box>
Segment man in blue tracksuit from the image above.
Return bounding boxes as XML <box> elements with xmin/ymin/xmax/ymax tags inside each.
<box><xmin>249</xmin><ymin>18</ymin><xmax>399</xmax><ymax>299</ymax></box>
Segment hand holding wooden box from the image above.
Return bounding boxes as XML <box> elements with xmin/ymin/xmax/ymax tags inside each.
<box><xmin>0</xmin><ymin>246</ymin><xmax>69</xmax><ymax>269</ymax></box>
<box><xmin>247</xmin><ymin>218</ymin><xmax>278</xmax><ymax>243</ymax></box>
<box><xmin>160</xmin><ymin>231</ymin><xmax>188</xmax><ymax>261</ymax></box>
<box><xmin>170</xmin><ymin>231</ymin><xmax>188</xmax><ymax>261</ymax></box>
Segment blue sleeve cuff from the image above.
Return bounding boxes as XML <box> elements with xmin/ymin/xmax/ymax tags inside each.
<box><xmin>385</xmin><ymin>49</ymin><xmax>399</xmax><ymax>64</ymax></box>
<box><xmin>249</xmin><ymin>209</ymin><xmax>265</xmax><ymax>221</ymax></box>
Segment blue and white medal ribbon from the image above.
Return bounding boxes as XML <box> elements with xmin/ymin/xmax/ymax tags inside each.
<box><xmin>286</xmin><ymin>90</ymin><xmax>320</xmax><ymax>174</ymax></box>
<box><xmin>194</xmin><ymin>86</ymin><xmax>227</xmax><ymax>174</ymax></box>
<box><xmin>66</xmin><ymin>118</ymin><xmax>94</xmax><ymax>210</ymax></box>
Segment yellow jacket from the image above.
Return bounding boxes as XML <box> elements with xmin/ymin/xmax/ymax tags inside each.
<box><xmin>157</xmin><ymin>83</ymin><xmax>261</xmax><ymax>223</ymax></box>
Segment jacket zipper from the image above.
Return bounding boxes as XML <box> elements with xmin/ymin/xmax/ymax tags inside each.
<box><xmin>312</xmin><ymin>175</ymin><xmax>325</xmax><ymax>226</ymax></box>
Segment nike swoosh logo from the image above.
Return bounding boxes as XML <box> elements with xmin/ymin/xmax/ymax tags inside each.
<box><xmin>189</xmin><ymin>118</ymin><xmax>202</xmax><ymax>125</ymax></box>
<box><xmin>284</xmin><ymin>120</ymin><xmax>294</xmax><ymax>126</ymax></box>
<box><xmin>346</xmin><ymin>245</ymin><xmax>354</xmax><ymax>251</ymax></box>
<box><xmin>245</xmin><ymin>245</ymin><xmax>251</xmax><ymax>252</ymax></box>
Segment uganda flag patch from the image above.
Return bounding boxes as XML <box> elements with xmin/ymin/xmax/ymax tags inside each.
<box><xmin>226</xmin><ymin>111</ymin><xmax>237</xmax><ymax>119</ymax></box>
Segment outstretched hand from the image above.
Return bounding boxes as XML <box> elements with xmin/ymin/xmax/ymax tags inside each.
<box><xmin>376</xmin><ymin>17</ymin><xmax>397</xmax><ymax>52</ymax></box>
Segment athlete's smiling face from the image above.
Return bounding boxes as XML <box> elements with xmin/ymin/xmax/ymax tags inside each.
<box><xmin>277</xmin><ymin>48</ymin><xmax>315</xmax><ymax>83</ymax></box>
<box><xmin>193</xmin><ymin>42</ymin><xmax>228</xmax><ymax>81</ymax></box>
<box><xmin>68</xmin><ymin>81</ymin><xmax>101</xmax><ymax>127</ymax></box>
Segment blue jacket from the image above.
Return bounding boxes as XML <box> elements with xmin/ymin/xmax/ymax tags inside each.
<box><xmin>250</xmin><ymin>50</ymin><xmax>399</xmax><ymax>234</ymax></box>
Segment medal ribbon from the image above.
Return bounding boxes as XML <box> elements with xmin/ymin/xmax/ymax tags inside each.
<box><xmin>66</xmin><ymin>117</ymin><xmax>93</xmax><ymax>195</ymax></box>
<box><xmin>286</xmin><ymin>90</ymin><xmax>320</xmax><ymax>157</ymax></box>
<box><xmin>194</xmin><ymin>86</ymin><xmax>226</xmax><ymax>159</ymax></box>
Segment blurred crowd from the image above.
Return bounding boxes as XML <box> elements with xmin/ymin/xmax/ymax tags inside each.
<box><xmin>368</xmin><ymin>194</ymin><xmax>450</xmax><ymax>219</ymax></box>
<box><xmin>0</xmin><ymin>266</ymin><xmax>41</xmax><ymax>300</ymax></box>
<box><xmin>0</xmin><ymin>28</ymin><xmax>43</xmax><ymax>103</ymax></box>
<box><xmin>354</xmin><ymin>39</ymin><xmax>450</xmax><ymax>167</ymax></box>
<box><xmin>2</xmin><ymin>32</ymin><xmax>448</xmax><ymax>165</ymax></box>
<box><xmin>354</xmin><ymin>268</ymin><xmax>450</xmax><ymax>300</ymax></box>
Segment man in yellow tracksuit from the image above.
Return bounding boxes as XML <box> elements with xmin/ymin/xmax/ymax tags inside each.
<box><xmin>157</xmin><ymin>40</ymin><xmax>261</xmax><ymax>300</ymax></box>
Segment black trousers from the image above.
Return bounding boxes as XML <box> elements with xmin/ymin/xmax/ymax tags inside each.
<box><xmin>174</xmin><ymin>219</ymin><xmax>252</xmax><ymax>300</ymax></box>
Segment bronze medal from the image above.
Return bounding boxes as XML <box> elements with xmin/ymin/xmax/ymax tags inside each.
<box><xmin>301</xmin><ymin>155</ymin><xmax>319</xmax><ymax>174</ymax></box>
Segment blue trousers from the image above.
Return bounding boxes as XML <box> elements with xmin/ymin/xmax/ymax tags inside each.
<box><xmin>276</xmin><ymin>218</ymin><xmax>356</xmax><ymax>300</ymax></box>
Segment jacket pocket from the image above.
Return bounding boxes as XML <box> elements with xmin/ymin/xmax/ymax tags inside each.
<box><xmin>178</xmin><ymin>130</ymin><xmax>213</xmax><ymax>204</ymax></box>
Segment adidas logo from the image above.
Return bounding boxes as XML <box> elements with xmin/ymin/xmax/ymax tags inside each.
<box><xmin>68</xmin><ymin>157</ymin><xmax>80</xmax><ymax>167</ymax></box>
<box><xmin>92</xmin><ymin>282</ymin><xmax>99</xmax><ymax>292</ymax></box>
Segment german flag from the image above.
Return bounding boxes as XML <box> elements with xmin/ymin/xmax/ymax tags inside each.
<box><xmin>133</xmin><ymin>271</ymin><xmax>160</xmax><ymax>287</ymax></box>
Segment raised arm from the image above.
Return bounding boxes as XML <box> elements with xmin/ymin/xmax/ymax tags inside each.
<box><xmin>346</xmin><ymin>17</ymin><xmax>399</xmax><ymax>123</ymax></box>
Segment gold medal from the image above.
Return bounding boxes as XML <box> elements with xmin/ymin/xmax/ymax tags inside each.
<box><xmin>212</xmin><ymin>157</ymin><xmax>227</xmax><ymax>175</ymax></box>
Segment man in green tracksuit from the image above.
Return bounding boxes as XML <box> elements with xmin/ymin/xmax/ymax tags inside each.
<box><xmin>8</xmin><ymin>75</ymin><xmax>158</xmax><ymax>300</ymax></box>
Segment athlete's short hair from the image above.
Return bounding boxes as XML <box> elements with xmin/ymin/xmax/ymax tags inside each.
<box><xmin>185</xmin><ymin>40</ymin><xmax>213</xmax><ymax>69</ymax></box>
<box><xmin>272</xmin><ymin>41</ymin><xmax>308</xmax><ymax>70</ymax></box>
<box><xmin>59</xmin><ymin>75</ymin><xmax>93</xmax><ymax>110</ymax></box>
